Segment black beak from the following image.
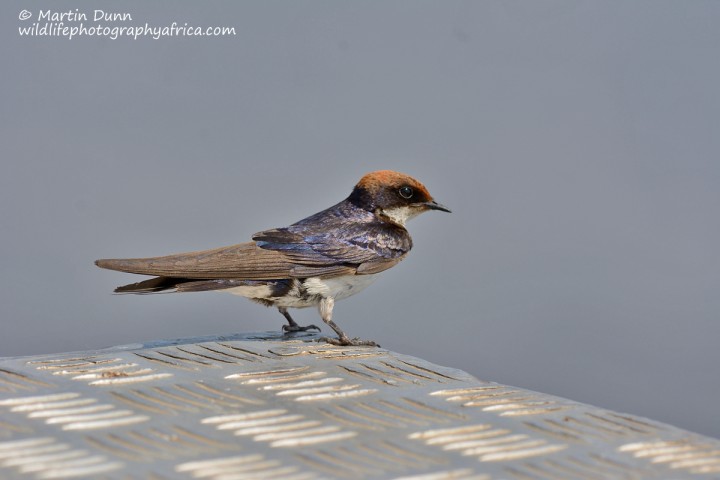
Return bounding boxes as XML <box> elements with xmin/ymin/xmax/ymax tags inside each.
<box><xmin>423</xmin><ymin>200</ymin><xmax>451</xmax><ymax>213</ymax></box>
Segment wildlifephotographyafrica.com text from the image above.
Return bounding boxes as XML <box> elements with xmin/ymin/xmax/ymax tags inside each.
<box><xmin>17</xmin><ymin>9</ymin><xmax>236</xmax><ymax>40</ymax></box>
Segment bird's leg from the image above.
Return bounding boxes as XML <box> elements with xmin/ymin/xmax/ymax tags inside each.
<box><xmin>318</xmin><ymin>297</ymin><xmax>379</xmax><ymax>347</ymax></box>
<box><xmin>280</xmin><ymin>307</ymin><xmax>321</xmax><ymax>333</ymax></box>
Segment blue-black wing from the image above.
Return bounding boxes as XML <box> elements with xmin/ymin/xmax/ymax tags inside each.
<box><xmin>252</xmin><ymin>200</ymin><xmax>412</xmax><ymax>275</ymax></box>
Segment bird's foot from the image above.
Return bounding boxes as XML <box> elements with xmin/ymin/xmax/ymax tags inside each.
<box><xmin>319</xmin><ymin>336</ymin><xmax>380</xmax><ymax>348</ymax></box>
<box><xmin>283</xmin><ymin>324</ymin><xmax>321</xmax><ymax>333</ymax></box>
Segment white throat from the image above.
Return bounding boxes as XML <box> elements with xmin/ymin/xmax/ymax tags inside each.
<box><xmin>380</xmin><ymin>206</ymin><xmax>420</xmax><ymax>226</ymax></box>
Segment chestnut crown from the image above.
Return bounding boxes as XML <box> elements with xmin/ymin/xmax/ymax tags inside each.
<box><xmin>347</xmin><ymin>170</ymin><xmax>450</xmax><ymax>216</ymax></box>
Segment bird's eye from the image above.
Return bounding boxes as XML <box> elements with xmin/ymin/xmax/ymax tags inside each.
<box><xmin>398</xmin><ymin>186</ymin><xmax>414</xmax><ymax>199</ymax></box>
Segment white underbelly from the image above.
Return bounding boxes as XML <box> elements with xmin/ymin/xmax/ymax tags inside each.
<box><xmin>223</xmin><ymin>274</ymin><xmax>378</xmax><ymax>309</ymax></box>
<box><xmin>303</xmin><ymin>274</ymin><xmax>378</xmax><ymax>300</ymax></box>
<box><xmin>224</xmin><ymin>284</ymin><xmax>274</xmax><ymax>299</ymax></box>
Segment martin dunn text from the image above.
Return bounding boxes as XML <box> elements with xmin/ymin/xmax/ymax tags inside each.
<box><xmin>38</xmin><ymin>9</ymin><xmax>132</xmax><ymax>22</ymax></box>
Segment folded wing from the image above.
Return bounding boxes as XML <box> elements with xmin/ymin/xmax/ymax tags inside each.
<box><xmin>95</xmin><ymin>242</ymin><xmax>357</xmax><ymax>280</ymax></box>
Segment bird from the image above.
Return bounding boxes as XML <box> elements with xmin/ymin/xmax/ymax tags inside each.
<box><xmin>95</xmin><ymin>170</ymin><xmax>450</xmax><ymax>346</ymax></box>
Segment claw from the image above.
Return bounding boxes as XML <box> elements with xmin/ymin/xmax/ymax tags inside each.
<box><xmin>283</xmin><ymin>324</ymin><xmax>321</xmax><ymax>333</ymax></box>
<box><xmin>319</xmin><ymin>336</ymin><xmax>380</xmax><ymax>348</ymax></box>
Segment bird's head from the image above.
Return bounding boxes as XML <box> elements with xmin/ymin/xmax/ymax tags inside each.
<box><xmin>348</xmin><ymin>170</ymin><xmax>451</xmax><ymax>226</ymax></box>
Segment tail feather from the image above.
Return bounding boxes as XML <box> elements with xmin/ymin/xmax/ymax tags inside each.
<box><xmin>114</xmin><ymin>276</ymin><xmax>190</xmax><ymax>294</ymax></box>
<box><xmin>113</xmin><ymin>276</ymin><xmax>258</xmax><ymax>294</ymax></box>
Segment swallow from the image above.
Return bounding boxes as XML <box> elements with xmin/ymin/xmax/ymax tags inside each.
<box><xmin>95</xmin><ymin>170</ymin><xmax>450</xmax><ymax>346</ymax></box>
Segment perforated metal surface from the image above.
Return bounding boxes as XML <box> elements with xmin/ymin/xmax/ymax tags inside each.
<box><xmin>1</xmin><ymin>332</ymin><xmax>719</xmax><ymax>479</ymax></box>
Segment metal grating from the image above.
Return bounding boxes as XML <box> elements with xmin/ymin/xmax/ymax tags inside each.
<box><xmin>1</xmin><ymin>331</ymin><xmax>718</xmax><ymax>479</ymax></box>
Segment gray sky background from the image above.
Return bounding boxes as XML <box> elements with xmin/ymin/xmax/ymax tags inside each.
<box><xmin>2</xmin><ymin>1</ymin><xmax>719</xmax><ymax>439</ymax></box>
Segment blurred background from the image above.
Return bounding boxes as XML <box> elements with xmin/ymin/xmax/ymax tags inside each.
<box><xmin>2</xmin><ymin>1</ymin><xmax>719</xmax><ymax>439</ymax></box>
